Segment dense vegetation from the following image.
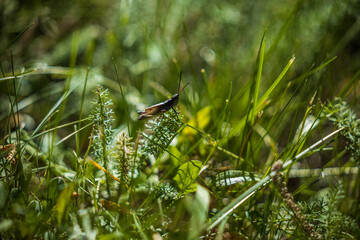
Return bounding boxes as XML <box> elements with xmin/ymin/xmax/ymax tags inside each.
<box><xmin>1</xmin><ymin>0</ymin><xmax>360</xmax><ymax>239</ymax></box>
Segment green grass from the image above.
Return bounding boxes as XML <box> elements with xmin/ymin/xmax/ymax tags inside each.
<box><xmin>1</xmin><ymin>0</ymin><xmax>360</xmax><ymax>239</ymax></box>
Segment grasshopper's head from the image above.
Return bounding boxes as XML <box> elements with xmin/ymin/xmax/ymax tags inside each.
<box><xmin>172</xmin><ymin>94</ymin><xmax>179</xmax><ymax>104</ymax></box>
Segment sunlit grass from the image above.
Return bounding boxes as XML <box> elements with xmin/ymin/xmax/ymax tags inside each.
<box><xmin>1</xmin><ymin>0</ymin><xmax>360</xmax><ymax>239</ymax></box>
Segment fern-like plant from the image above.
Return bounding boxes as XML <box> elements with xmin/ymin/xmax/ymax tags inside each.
<box><xmin>140</xmin><ymin>109</ymin><xmax>185</xmax><ymax>159</ymax></box>
<box><xmin>322</xmin><ymin>98</ymin><xmax>360</xmax><ymax>162</ymax></box>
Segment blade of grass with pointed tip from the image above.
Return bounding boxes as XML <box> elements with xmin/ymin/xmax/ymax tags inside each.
<box><xmin>0</xmin><ymin>68</ymin><xmax>38</xmax><ymax>82</ymax></box>
<box><xmin>30</xmin><ymin>118</ymin><xmax>90</xmax><ymax>141</ymax></box>
<box><xmin>8</xmin><ymin>53</ymin><xmax>21</xmax><ymax>145</ymax></box>
<box><xmin>266</xmin><ymin>0</ymin><xmax>301</xmax><ymax>57</ymax></box>
<box><xmin>77</xmin><ymin>67</ymin><xmax>90</xmax><ymax>155</ymax></box>
<box><xmin>218</xmin><ymin>57</ymin><xmax>294</xmax><ymax>147</ymax></box>
<box><xmin>0</xmin><ymin>24</ymin><xmax>33</xmax><ymax>57</ymax></box>
<box><xmin>256</xmin><ymin>56</ymin><xmax>295</xmax><ymax>112</ymax></box>
<box><xmin>338</xmin><ymin>68</ymin><xmax>360</xmax><ymax>98</ymax></box>
<box><xmin>48</xmin><ymin>33</ymin><xmax>78</xmax><ymax>172</ymax></box>
<box><xmin>215</xmin><ymin>81</ymin><xmax>232</xmax><ymax>139</ymax></box>
<box><xmin>56</xmin><ymin>122</ymin><xmax>93</xmax><ymax>146</ymax></box>
<box><xmin>237</xmin><ymin>31</ymin><xmax>266</xmax><ymax>162</ymax></box>
<box><xmin>112</xmin><ymin>57</ymin><xmax>130</xmax><ymax>135</ymax></box>
<box><xmin>292</xmin><ymin>56</ymin><xmax>337</xmax><ymax>84</ymax></box>
<box><xmin>252</xmin><ymin>31</ymin><xmax>266</xmax><ymax>123</ymax></box>
<box><xmin>133</xmin><ymin>212</ymin><xmax>149</xmax><ymax>240</ymax></box>
<box><xmin>30</xmin><ymin>87</ymin><xmax>75</xmax><ymax>138</ymax></box>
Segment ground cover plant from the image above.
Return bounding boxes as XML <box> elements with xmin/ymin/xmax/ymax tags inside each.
<box><xmin>1</xmin><ymin>0</ymin><xmax>360</xmax><ymax>239</ymax></box>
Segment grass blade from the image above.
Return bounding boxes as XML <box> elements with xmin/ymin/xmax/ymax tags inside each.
<box><xmin>256</xmin><ymin>56</ymin><xmax>295</xmax><ymax>112</ymax></box>
<box><xmin>207</xmin><ymin>128</ymin><xmax>343</xmax><ymax>231</ymax></box>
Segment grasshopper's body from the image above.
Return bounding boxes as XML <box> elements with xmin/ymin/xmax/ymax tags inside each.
<box><xmin>137</xmin><ymin>72</ymin><xmax>188</xmax><ymax>120</ymax></box>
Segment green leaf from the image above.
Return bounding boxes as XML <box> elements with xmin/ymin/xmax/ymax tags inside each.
<box><xmin>174</xmin><ymin>160</ymin><xmax>202</xmax><ymax>194</ymax></box>
<box><xmin>56</xmin><ymin>182</ymin><xmax>75</xmax><ymax>224</ymax></box>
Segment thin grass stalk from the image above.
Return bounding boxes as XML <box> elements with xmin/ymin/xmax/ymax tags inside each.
<box><xmin>207</xmin><ymin>127</ymin><xmax>344</xmax><ymax>231</ymax></box>
<box><xmin>112</xmin><ymin>57</ymin><xmax>130</xmax><ymax>136</ymax></box>
<box><xmin>77</xmin><ymin>67</ymin><xmax>90</xmax><ymax>156</ymax></box>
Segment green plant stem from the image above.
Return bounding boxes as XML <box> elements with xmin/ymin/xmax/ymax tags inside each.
<box><xmin>207</xmin><ymin>127</ymin><xmax>344</xmax><ymax>231</ymax></box>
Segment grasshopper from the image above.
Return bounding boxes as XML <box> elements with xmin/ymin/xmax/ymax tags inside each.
<box><xmin>137</xmin><ymin>71</ymin><xmax>189</xmax><ymax>120</ymax></box>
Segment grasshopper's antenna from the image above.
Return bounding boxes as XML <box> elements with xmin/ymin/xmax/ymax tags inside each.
<box><xmin>179</xmin><ymin>81</ymin><xmax>190</xmax><ymax>94</ymax></box>
<box><xmin>177</xmin><ymin>70</ymin><xmax>190</xmax><ymax>94</ymax></box>
<box><xmin>177</xmin><ymin>70</ymin><xmax>183</xmax><ymax>94</ymax></box>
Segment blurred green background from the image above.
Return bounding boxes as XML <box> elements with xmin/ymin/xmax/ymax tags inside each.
<box><xmin>2</xmin><ymin>0</ymin><xmax>360</xmax><ymax>169</ymax></box>
<box><xmin>1</xmin><ymin>0</ymin><xmax>359</xmax><ymax>165</ymax></box>
<box><xmin>1</xmin><ymin>0</ymin><xmax>359</xmax><ymax>119</ymax></box>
